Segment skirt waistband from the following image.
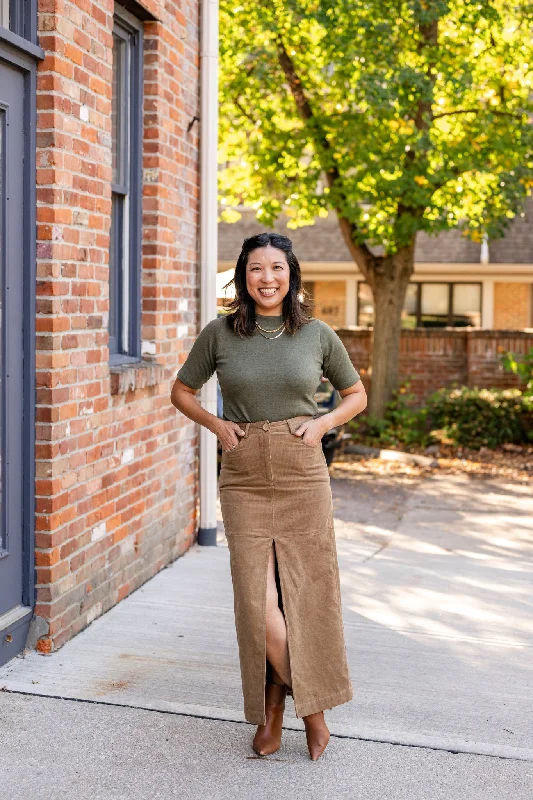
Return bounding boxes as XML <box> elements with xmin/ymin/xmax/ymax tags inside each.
<box><xmin>236</xmin><ymin>415</ymin><xmax>315</xmax><ymax>436</ymax></box>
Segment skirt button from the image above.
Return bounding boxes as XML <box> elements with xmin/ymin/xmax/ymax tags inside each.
<box><xmin>262</xmin><ymin>422</ymin><xmax>269</xmax><ymax>431</ymax></box>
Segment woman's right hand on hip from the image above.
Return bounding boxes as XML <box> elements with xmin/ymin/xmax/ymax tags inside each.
<box><xmin>214</xmin><ymin>420</ymin><xmax>246</xmax><ymax>452</ymax></box>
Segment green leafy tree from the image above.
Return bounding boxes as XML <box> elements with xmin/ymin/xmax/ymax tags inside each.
<box><xmin>218</xmin><ymin>0</ymin><xmax>533</xmax><ymax>416</ymax></box>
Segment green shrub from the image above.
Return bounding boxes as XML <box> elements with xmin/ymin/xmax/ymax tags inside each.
<box><xmin>500</xmin><ymin>346</ymin><xmax>533</xmax><ymax>397</ymax></box>
<box><xmin>348</xmin><ymin>382</ymin><xmax>533</xmax><ymax>451</ymax></box>
<box><xmin>348</xmin><ymin>380</ymin><xmax>432</xmax><ymax>449</ymax></box>
<box><xmin>425</xmin><ymin>386</ymin><xmax>533</xmax><ymax>449</ymax></box>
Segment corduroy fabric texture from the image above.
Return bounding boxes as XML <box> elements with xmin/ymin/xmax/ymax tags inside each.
<box><xmin>218</xmin><ymin>414</ymin><xmax>353</xmax><ymax>725</ymax></box>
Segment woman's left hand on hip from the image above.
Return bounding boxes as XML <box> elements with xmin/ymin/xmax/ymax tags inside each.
<box><xmin>293</xmin><ymin>419</ymin><xmax>327</xmax><ymax>448</ymax></box>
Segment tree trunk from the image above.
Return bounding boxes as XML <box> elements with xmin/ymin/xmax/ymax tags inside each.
<box><xmin>367</xmin><ymin>244</ymin><xmax>415</xmax><ymax>418</ymax></box>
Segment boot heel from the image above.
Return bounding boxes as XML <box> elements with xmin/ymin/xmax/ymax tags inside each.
<box><xmin>252</xmin><ymin>682</ymin><xmax>287</xmax><ymax>756</ymax></box>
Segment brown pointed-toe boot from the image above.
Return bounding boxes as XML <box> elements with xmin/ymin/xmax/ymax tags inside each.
<box><xmin>252</xmin><ymin>682</ymin><xmax>287</xmax><ymax>756</ymax></box>
<box><xmin>303</xmin><ymin>711</ymin><xmax>330</xmax><ymax>761</ymax></box>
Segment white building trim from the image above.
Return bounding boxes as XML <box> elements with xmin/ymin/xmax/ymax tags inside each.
<box><xmin>481</xmin><ymin>279</ymin><xmax>494</xmax><ymax>329</ymax></box>
<box><xmin>198</xmin><ymin>0</ymin><xmax>219</xmax><ymax>546</ymax></box>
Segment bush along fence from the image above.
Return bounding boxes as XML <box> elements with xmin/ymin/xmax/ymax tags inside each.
<box><xmin>345</xmin><ymin>343</ymin><xmax>533</xmax><ymax>452</ymax></box>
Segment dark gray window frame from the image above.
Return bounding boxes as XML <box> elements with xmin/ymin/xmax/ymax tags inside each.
<box><xmin>109</xmin><ymin>3</ymin><xmax>144</xmax><ymax>366</ymax></box>
<box><xmin>357</xmin><ymin>280</ymin><xmax>483</xmax><ymax>328</ymax></box>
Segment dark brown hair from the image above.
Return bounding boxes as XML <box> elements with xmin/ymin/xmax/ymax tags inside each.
<box><xmin>221</xmin><ymin>233</ymin><xmax>314</xmax><ymax>337</ymax></box>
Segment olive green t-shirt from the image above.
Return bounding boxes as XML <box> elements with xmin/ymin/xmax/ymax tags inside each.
<box><xmin>176</xmin><ymin>312</ymin><xmax>360</xmax><ymax>423</ymax></box>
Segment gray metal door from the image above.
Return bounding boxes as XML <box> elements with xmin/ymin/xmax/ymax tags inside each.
<box><xmin>0</xmin><ymin>58</ymin><xmax>31</xmax><ymax>664</ymax></box>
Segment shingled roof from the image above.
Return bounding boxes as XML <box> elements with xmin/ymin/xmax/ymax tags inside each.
<box><xmin>218</xmin><ymin>196</ymin><xmax>533</xmax><ymax>265</ymax></box>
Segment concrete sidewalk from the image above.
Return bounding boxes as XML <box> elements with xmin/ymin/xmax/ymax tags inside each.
<box><xmin>1</xmin><ymin>472</ymin><xmax>532</xmax><ymax>797</ymax></box>
<box><xmin>1</xmin><ymin>692</ymin><xmax>532</xmax><ymax>800</ymax></box>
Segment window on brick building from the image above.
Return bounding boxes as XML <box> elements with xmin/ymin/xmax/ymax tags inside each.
<box><xmin>357</xmin><ymin>281</ymin><xmax>482</xmax><ymax>328</ymax></box>
<box><xmin>109</xmin><ymin>5</ymin><xmax>143</xmax><ymax>363</ymax></box>
<box><xmin>0</xmin><ymin>0</ymin><xmax>36</xmax><ymax>40</ymax></box>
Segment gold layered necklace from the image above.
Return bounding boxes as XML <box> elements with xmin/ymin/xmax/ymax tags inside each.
<box><xmin>255</xmin><ymin>318</ymin><xmax>285</xmax><ymax>339</ymax></box>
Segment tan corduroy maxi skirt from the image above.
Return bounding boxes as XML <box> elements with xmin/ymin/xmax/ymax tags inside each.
<box><xmin>218</xmin><ymin>414</ymin><xmax>353</xmax><ymax>726</ymax></box>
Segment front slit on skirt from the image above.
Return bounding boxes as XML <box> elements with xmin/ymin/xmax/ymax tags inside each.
<box><xmin>218</xmin><ymin>414</ymin><xmax>353</xmax><ymax>725</ymax></box>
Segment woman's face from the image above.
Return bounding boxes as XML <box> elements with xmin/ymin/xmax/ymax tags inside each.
<box><xmin>245</xmin><ymin>245</ymin><xmax>291</xmax><ymax>316</ymax></box>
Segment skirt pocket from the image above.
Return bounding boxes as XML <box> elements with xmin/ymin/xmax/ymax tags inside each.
<box><xmin>287</xmin><ymin>432</ymin><xmax>328</xmax><ymax>471</ymax></box>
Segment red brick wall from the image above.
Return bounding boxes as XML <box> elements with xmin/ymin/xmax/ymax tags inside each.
<box><xmin>493</xmin><ymin>283</ymin><xmax>532</xmax><ymax>329</ymax></box>
<box><xmin>338</xmin><ymin>329</ymin><xmax>533</xmax><ymax>406</ymax></box>
<box><xmin>34</xmin><ymin>0</ymin><xmax>200</xmax><ymax>652</ymax></box>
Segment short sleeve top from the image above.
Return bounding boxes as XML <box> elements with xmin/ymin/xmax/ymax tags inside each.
<box><xmin>176</xmin><ymin>313</ymin><xmax>361</xmax><ymax>423</ymax></box>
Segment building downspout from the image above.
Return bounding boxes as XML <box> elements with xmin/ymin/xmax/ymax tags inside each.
<box><xmin>197</xmin><ymin>0</ymin><xmax>219</xmax><ymax>545</ymax></box>
<box><xmin>480</xmin><ymin>234</ymin><xmax>494</xmax><ymax>329</ymax></box>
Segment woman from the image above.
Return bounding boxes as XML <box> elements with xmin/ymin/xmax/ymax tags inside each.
<box><xmin>171</xmin><ymin>233</ymin><xmax>367</xmax><ymax>760</ymax></box>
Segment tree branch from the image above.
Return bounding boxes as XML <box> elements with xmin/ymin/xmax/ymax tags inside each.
<box><xmin>414</xmin><ymin>14</ymin><xmax>438</xmax><ymax>132</ymax></box>
<box><xmin>234</xmin><ymin>98</ymin><xmax>259</xmax><ymax>126</ymax></box>
<box><xmin>433</xmin><ymin>108</ymin><xmax>524</xmax><ymax>120</ymax></box>
<box><xmin>276</xmin><ymin>36</ymin><xmax>377</xmax><ymax>276</ymax></box>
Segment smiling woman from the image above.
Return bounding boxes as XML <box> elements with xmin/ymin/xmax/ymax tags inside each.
<box><xmin>247</xmin><ymin>245</ymin><xmax>289</xmax><ymax>309</ymax></box>
<box><xmin>172</xmin><ymin>232</ymin><xmax>367</xmax><ymax>760</ymax></box>
<box><xmin>221</xmin><ymin>232</ymin><xmax>318</xmax><ymax>338</ymax></box>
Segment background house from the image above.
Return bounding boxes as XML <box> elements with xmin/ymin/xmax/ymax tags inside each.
<box><xmin>218</xmin><ymin>201</ymin><xmax>533</xmax><ymax>330</ymax></box>
<box><xmin>218</xmin><ymin>204</ymin><xmax>533</xmax><ymax>403</ymax></box>
<box><xmin>0</xmin><ymin>0</ymin><xmax>201</xmax><ymax>666</ymax></box>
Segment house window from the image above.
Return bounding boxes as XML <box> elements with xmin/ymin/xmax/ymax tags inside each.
<box><xmin>109</xmin><ymin>5</ymin><xmax>143</xmax><ymax>364</ymax></box>
<box><xmin>357</xmin><ymin>282</ymin><xmax>482</xmax><ymax>328</ymax></box>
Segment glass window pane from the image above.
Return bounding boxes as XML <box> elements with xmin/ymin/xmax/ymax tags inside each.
<box><xmin>357</xmin><ymin>282</ymin><xmax>374</xmax><ymax>327</ymax></box>
<box><xmin>109</xmin><ymin>192</ymin><xmax>126</xmax><ymax>352</ymax></box>
<box><xmin>420</xmin><ymin>283</ymin><xmax>449</xmax><ymax>327</ymax></box>
<box><xmin>421</xmin><ymin>283</ymin><xmax>448</xmax><ymax>315</ymax></box>
<box><xmin>401</xmin><ymin>283</ymin><xmax>418</xmax><ymax>328</ymax></box>
<box><xmin>112</xmin><ymin>34</ymin><xmax>127</xmax><ymax>186</ymax></box>
<box><xmin>109</xmin><ymin>194</ymin><xmax>117</xmax><ymax>343</ymax></box>
<box><xmin>453</xmin><ymin>283</ymin><xmax>481</xmax><ymax>327</ymax></box>
<box><xmin>404</xmin><ymin>283</ymin><xmax>417</xmax><ymax>314</ymax></box>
